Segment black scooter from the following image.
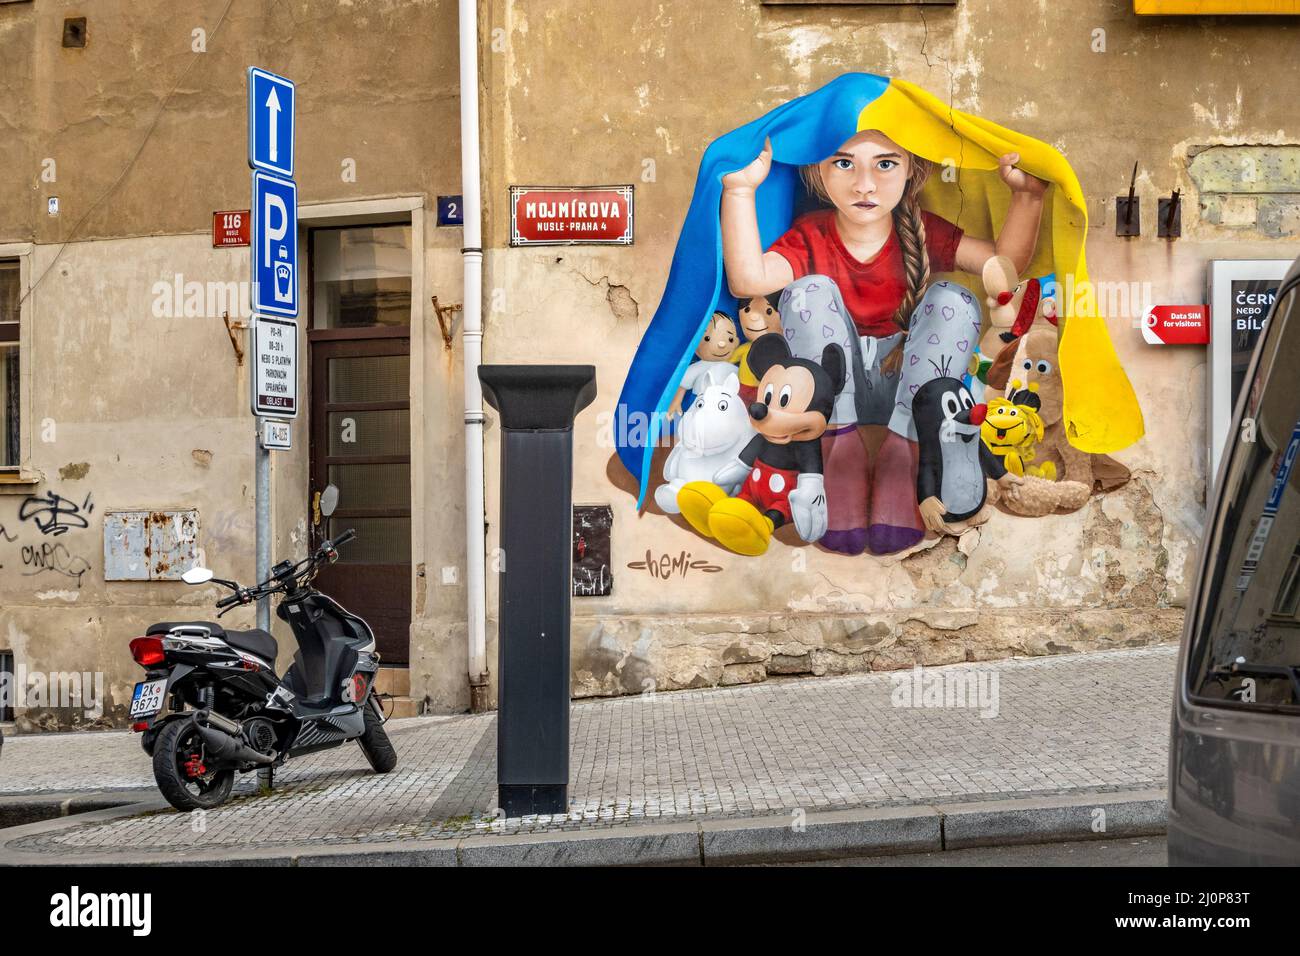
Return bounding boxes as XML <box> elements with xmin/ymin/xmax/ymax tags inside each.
<box><xmin>128</xmin><ymin>486</ymin><xmax>397</xmax><ymax>810</ymax></box>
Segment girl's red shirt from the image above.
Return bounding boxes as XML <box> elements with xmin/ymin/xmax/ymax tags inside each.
<box><xmin>767</xmin><ymin>208</ymin><xmax>964</xmax><ymax>338</ymax></box>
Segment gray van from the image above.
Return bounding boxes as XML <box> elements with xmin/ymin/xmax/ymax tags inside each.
<box><xmin>1169</xmin><ymin>255</ymin><xmax>1300</xmax><ymax>865</ymax></box>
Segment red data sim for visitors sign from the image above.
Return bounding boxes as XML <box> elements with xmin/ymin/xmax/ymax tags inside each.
<box><xmin>1142</xmin><ymin>305</ymin><xmax>1210</xmax><ymax>345</ymax></box>
<box><xmin>510</xmin><ymin>186</ymin><xmax>634</xmax><ymax>246</ymax></box>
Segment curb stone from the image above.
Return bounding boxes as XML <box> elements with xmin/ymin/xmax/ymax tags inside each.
<box><xmin>0</xmin><ymin>788</ymin><xmax>1168</xmax><ymax>866</ymax></box>
<box><xmin>457</xmin><ymin>821</ymin><xmax>703</xmax><ymax>867</ymax></box>
<box><xmin>938</xmin><ymin>788</ymin><xmax>1167</xmax><ymax>850</ymax></box>
<box><xmin>0</xmin><ymin>790</ymin><xmax>157</xmax><ymax>829</ymax></box>
<box><xmin>700</xmin><ymin>805</ymin><xmax>942</xmax><ymax>864</ymax></box>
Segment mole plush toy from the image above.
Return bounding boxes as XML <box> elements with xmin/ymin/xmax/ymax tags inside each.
<box><xmin>912</xmin><ymin>376</ymin><xmax>1018</xmax><ymax>536</ymax></box>
<box><xmin>677</xmin><ymin>334</ymin><xmax>845</xmax><ymax>555</ymax></box>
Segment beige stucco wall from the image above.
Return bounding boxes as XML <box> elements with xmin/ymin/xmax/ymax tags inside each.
<box><xmin>0</xmin><ymin>0</ymin><xmax>470</xmax><ymax>726</ymax></box>
<box><xmin>1</xmin><ymin>235</ymin><xmax>264</xmax><ymax>728</ymax></box>
<box><xmin>477</xmin><ymin>1</ymin><xmax>1300</xmax><ymax>698</ymax></box>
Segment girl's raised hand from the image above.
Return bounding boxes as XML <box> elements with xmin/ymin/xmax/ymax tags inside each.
<box><xmin>997</xmin><ymin>152</ymin><xmax>1048</xmax><ymax>197</ymax></box>
<box><xmin>722</xmin><ymin>138</ymin><xmax>773</xmax><ymax>192</ymax></box>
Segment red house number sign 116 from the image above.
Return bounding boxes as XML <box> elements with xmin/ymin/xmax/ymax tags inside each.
<box><xmin>213</xmin><ymin>210</ymin><xmax>251</xmax><ymax>248</ymax></box>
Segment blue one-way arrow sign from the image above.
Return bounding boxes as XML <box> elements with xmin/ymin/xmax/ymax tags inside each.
<box><xmin>247</xmin><ymin>67</ymin><xmax>295</xmax><ymax>177</ymax></box>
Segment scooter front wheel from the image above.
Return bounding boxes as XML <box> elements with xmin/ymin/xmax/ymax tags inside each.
<box><xmin>152</xmin><ymin>718</ymin><xmax>236</xmax><ymax>811</ymax></box>
<box><xmin>357</xmin><ymin>697</ymin><xmax>398</xmax><ymax>773</ymax></box>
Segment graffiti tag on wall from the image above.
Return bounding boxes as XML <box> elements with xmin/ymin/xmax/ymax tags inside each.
<box><xmin>18</xmin><ymin>491</ymin><xmax>94</xmax><ymax>537</ymax></box>
<box><xmin>1</xmin><ymin>488</ymin><xmax>95</xmax><ymax>590</ymax></box>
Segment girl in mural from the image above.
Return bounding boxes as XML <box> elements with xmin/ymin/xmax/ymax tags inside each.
<box><xmin>720</xmin><ymin>132</ymin><xmax>1048</xmax><ymax>555</ymax></box>
<box><xmin>613</xmin><ymin>73</ymin><xmax>1144</xmax><ymax>558</ymax></box>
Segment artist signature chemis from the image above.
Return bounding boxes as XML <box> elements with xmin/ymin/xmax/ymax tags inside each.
<box><xmin>627</xmin><ymin>550</ymin><xmax>722</xmax><ymax>579</ymax></box>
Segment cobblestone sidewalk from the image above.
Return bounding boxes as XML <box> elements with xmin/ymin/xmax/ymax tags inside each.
<box><xmin>0</xmin><ymin>645</ymin><xmax>1175</xmax><ymax>858</ymax></box>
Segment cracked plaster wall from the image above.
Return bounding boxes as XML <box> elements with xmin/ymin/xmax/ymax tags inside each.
<box><xmin>477</xmin><ymin>0</ymin><xmax>1300</xmax><ymax>702</ymax></box>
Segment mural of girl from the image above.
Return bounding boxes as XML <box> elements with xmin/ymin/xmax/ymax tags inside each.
<box><xmin>614</xmin><ymin>73</ymin><xmax>1143</xmax><ymax>558</ymax></box>
<box><xmin>720</xmin><ymin>130</ymin><xmax>1046</xmax><ymax>553</ymax></box>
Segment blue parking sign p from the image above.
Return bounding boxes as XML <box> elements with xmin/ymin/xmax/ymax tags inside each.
<box><xmin>248</xmin><ymin>67</ymin><xmax>295</xmax><ymax>177</ymax></box>
<box><xmin>251</xmin><ymin>171</ymin><xmax>298</xmax><ymax>318</ymax></box>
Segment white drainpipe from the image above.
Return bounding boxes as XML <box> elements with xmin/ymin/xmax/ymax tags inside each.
<box><xmin>459</xmin><ymin>0</ymin><xmax>489</xmax><ymax>710</ymax></box>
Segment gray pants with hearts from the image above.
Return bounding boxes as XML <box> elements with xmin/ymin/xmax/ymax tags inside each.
<box><xmin>777</xmin><ymin>274</ymin><xmax>905</xmax><ymax>429</ymax></box>
<box><xmin>888</xmin><ymin>280</ymin><xmax>983</xmax><ymax>441</ymax></box>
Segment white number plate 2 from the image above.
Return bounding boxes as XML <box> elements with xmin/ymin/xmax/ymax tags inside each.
<box><xmin>130</xmin><ymin>679</ymin><xmax>167</xmax><ymax>718</ymax></box>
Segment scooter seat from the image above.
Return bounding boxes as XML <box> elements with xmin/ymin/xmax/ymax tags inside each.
<box><xmin>146</xmin><ymin>621</ymin><xmax>277</xmax><ymax>663</ymax></box>
<box><xmin>223</xmin><ymin>629</ymin><xmax>278</xmax><ymax>664</ymax></box>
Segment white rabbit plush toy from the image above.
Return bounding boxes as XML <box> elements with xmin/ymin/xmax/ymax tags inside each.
<box><xmin>655</xmin><ymin>372</ymin><xmax>753</xmax><ymax>514</ymax></box>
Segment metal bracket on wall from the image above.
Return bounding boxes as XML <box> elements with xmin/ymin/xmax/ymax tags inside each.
<box><xmin>1115</xmin><ymin>161</ymin><xmax>1140</xmax><ymax>238</ymax></box>
<box><xmin>1159</xmin><ymin>189</ymin><xmax>1182</xmax><ymax>239</ymax></box>
<box><xmin>222</xmin><ymin>311</ymin><xmax>246</xmax><ymax>366</ymax></box>
<box><xmin>432</xmin><ymin>296</ymin><xmax>462</xmax><ymax>350</ymax></box>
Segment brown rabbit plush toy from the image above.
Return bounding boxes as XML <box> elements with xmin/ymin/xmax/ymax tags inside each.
<box><xmin>990</xmin><ymin>328</ymin><xmax>1130</xmax><ymax>517</ymax></box>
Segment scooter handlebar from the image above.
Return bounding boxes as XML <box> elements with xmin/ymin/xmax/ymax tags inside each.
<box><xmin>215</xmin><ymin>592</ymin><xmax>243</xmax><ymax>610</ymax></box>
<box><xmin>210</xmin><ymin>532</ymin><xmax>358</xmax><ymax>610</ymax></box>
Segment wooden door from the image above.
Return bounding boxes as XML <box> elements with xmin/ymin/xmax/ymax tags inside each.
<box><xmin>309</xmin><ymin>331</ymin><xmax>411</xmax><ymax>664</ymax></box>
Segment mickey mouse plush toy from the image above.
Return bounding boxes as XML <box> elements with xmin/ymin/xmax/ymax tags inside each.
<box><xmin>677</xmin><ymin>334</ymin><xmax>845</xmax><ymax>555</ymax></box>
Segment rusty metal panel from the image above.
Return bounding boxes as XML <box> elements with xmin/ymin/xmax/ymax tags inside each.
<box><xmin>103</xmin><ymin>510</ymin><xmax>199</xmax><ymax>582</ymax></box>
<box><xmin>572</xmin><ymin>504</ymin><xmax>612</xmax><ymax>597</ymax></box>
<box><xmin>103</xmin><ymin>512</ymin><xmax>148</xmax><ymax>581</ymax></box>
<box><xmin>149</xmin><ymin>510</ymin><xmax>199</xmax><ymax>580</ymax></box>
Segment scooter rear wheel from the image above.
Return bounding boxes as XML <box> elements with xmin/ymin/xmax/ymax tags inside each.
<box><xmin>153</xmin><ymin>718</ymin><xmax>236</xmax><ymax>811</ymax></box>
<box><xmin>358</xmin><ymin>697</ymin><xmax>398</xmax><ymax>773</ymax></box>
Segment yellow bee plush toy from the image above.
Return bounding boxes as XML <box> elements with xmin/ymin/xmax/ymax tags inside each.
<box><xmin>980</xmin><ymin>381</ymin><xmax>1049</xmax><ymax>479</ymax></box>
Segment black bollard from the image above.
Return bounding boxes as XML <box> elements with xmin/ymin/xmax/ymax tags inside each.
<box><xmin>478</xmin><ymin>365</ymin><xmax>597</xmax><ymax>817</ymax></box>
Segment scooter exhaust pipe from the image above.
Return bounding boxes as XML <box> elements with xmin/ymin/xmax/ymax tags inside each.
<box><xmin>192</xmin><ymin>711</ymin><xmax>274</xmax><ymax>766</ymax></box>
<box><xmin>203</xmin><ymin>710</ymin><xmax>241</xmax><ymax>736</ymax></box>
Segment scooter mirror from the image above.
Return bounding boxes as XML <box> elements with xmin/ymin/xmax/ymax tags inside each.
<box><xmin>181</xmin><ymin>567</ymin><xmax>214</xmax><ymax>586</ymax></box>
<box><xmin>320</xmin><ymin>484</ymin><xmax>340</xmax><ymax>518</ymax></box>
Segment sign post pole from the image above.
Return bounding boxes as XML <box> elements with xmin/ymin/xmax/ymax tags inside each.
<box><xmin>247</xmin><ymin>66</ymin><xmax>298</xmax><ymax>631</ymax></box>
<box><xmin>256</xmin><ymin>430</ymin><xmax>271</xmax><ymax>630</ymax></box>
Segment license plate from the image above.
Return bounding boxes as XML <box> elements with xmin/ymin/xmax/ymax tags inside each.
<box><xmin>130</xmin><ymin>679</ymin><xmax>167</xmax><ymax>718</ymax></box>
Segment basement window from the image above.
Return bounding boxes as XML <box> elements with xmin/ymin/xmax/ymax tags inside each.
<box><xmin>0</xmin><ymin>650</ymin><xmax>13</xmax><ymax>723</ymax></box>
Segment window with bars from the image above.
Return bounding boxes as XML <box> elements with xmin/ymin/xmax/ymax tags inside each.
<box><xmin>0</xmin><ymin>259</ymin><xmax>19</xmax><ymax>468</ymax></box>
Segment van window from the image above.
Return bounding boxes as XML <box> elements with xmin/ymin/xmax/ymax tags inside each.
<box><xmin>1188</xmin><ymin>279</ymin><xmax>1300</xmax><ymax>710</ymax></box>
